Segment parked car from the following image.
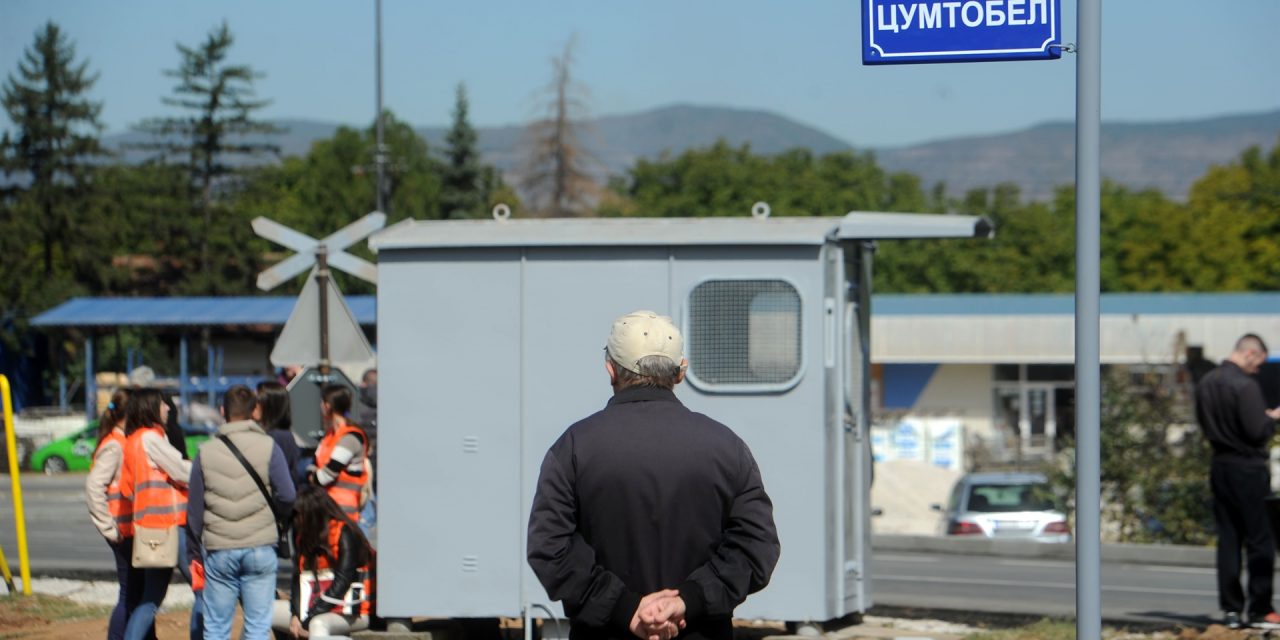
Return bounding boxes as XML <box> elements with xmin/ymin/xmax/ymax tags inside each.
<box><xmin>932</xmin><ymin>471</ymin><xmax>1071</xmax><ymax>543</ymax></box>
<box><xmin>29</xmin><ymin>421</ymin><xmax>210</xmax><ymax>474</ymax></box>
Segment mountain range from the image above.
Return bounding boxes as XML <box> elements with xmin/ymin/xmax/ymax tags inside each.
<box><xmin>102</xmin><ymin>104</ymin><xmax>1280</xmax><ymax>203</ymax></box>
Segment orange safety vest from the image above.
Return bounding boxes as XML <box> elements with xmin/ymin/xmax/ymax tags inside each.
<box><xmin>94</xmin><ymin>428</ymin><xmax>133</xmax><ymax>538</ymax></box>
<box><xmin>299</xmin><ymin>519</ymin><xmax>373</xmax><ymax>617</ymax></box>
<box><xmin>314</xmin><ymin>421</ymin><xmax>368</xmax><ymax>522</ymax></box>
<box><xmin>120</xmin><ymin>425</ymin><xmax>188</xmax><ymax>529</ymax></box>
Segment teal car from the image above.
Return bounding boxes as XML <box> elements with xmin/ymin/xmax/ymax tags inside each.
<box><xmin>29</xmin><ymin>421</ymin><xmax>210</xmax><ymax>474</ymax></box>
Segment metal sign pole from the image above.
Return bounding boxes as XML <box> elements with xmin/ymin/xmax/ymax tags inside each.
<box><xmin>317</xmin><ymin>245</ymin><xmax>331</xmax><ymax>376</ymax></box>
<box><xmin>1075</xmin><ymin>0</ymin><xmax>1102</xmax><ymax>636</ymax></box>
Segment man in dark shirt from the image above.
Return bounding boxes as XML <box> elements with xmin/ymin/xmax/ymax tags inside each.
<box><xmin>1196</xmin><ymin>334</ymin><xmax>1280</xmax><ymax>629</ymax></box>
<box><xmin>528</xmin><ymin>310</ymin><xmax>780</xmax><ymax>640</ymax></box>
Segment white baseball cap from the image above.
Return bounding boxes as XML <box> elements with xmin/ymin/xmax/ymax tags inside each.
<box><xmin>606</xmin><ymin>310</ymin><xmax>684</xmax><ymax>374</ymax></box>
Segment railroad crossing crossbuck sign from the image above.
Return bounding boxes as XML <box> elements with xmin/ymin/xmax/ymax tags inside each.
<box><xmin>254</xmin><ymin>212</ymin><xmax>386</xmax><ymax>291</ymax></box>
<box><xmin>254</xmin><ymin>212</ymin><xmax>385</xmax><ymax>371</ymax></box>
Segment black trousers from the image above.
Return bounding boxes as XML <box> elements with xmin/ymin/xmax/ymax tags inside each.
<box><xmin>1211</xmin><ymin>460</ymin><xmax>1275</xmax><ymax>616</ymax></box>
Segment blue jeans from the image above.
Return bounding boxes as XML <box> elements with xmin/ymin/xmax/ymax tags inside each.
<box><xmin>202</xmin><ymin>545</ymin><xmax>278</xmax><ymax>640</ymax></box>
<box><xmin>123</xmin><ymin>567</ymin><xmax>171</xmax><ymax>640</ymax></box>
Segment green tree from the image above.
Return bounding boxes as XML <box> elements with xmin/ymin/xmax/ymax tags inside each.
<box><xmin>134</xmin><ymin>21</ymin><xmax>280</xmax><ymax>294</ymax></box>
<box><xmin>1048</xmin><ymin>370</ymin><xmax>1211</xmax><ymax>545</ymax></box>
<box><xmin>1</xmin><ymin>21</ymin><xmax>105</xmax><ymax>278</ymax></box>
<box><xmin>602</xmin><ymin>142</ymin><xmax>925</xmax><ymax>219</ymax></box>
<box><xmin>235</xmin><ymin>111</ymin><xmax>464</xmax><ymax>293</ymax></box>
<box><xmin>440</xmin><ymin>83</ymin><xmax>484</xmax><ymax>219</ymax></box>
<box><xmin>1179</xmin><ymin>139</ymin><xmax>1280</xmax><ymax>291</ymax></box>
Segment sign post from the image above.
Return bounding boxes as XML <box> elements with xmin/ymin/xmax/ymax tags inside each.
<box><xmin>254</xmin><ymin>212</ymin><xmax>385</xmax><ymax>380</ymax></box>
<box><xmin>861</xmin><ymin>1</ymin><xmax>1100</xmax><ymax>636</ymax></box>
<box><xmin>255</xmin><ymin>214</ymin><xmax>383</xmax><ymax>442</ymax></box>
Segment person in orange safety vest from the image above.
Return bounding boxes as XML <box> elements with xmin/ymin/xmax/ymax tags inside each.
<box><xmin>310</xmin><ymin>385</ymin><xmax>369</xmax><ymax>522</ymax></box>
<box><xmin>272</xmin><ymin>486</ymin><xmax>374</xmax><ymax>638</ymax></box>
<box><xmin>119</xmin><ymin>388</ymin><xmax>191</xmax><ymax>640</ymax></box>
<box><xmin>86</xmin><ymin>388</ymin><xmax>140</xmax><ymax>640</ymax></box>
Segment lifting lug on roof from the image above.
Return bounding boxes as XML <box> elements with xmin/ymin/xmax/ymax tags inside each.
<box><xmin>751</xmin><ymin>201</ymin><xmax>771</xmax><ymax>220</ymax></box>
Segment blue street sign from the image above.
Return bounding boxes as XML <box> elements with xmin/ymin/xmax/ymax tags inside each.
<box><xmin>863</xmin><ymin>0</ymin><xmax>1061</xmax><ymax>65</ymax></box>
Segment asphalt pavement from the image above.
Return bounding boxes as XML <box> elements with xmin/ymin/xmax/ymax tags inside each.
<box><xmin>0</xmin><ymin>473</ymin><xmax>1228</xmax><ymax>627</ymax></box>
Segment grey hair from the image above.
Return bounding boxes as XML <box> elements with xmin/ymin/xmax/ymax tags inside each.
<box><xmin>609</xmin><ymin>354</ymin><xmax>683</xmax><ymax>390</ymax></box>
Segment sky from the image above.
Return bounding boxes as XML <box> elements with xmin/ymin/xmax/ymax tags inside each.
<box><xmin>2</xmin><ymin>0</ymin><xmax>1278</xmax><ymax>148</ymax></box>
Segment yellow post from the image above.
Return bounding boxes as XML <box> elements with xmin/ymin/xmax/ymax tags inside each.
<box><xmin>0</xmin><ymin>538</ymin><xmax>14</xmax><ymax>594</ymax></box>
<box><xmin>0</xmin><ymin>376</ymin><xmax>32</xmax><ymax>595</ymax></box>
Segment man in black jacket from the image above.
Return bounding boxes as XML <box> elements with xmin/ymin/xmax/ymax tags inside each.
<box><xmin>528</xmin><ymin>310</ymin><xmax>780</xmax><ymax>640</ymax></box>
<box><xmin>1196</xmin><ymin>334</ymin><xmax>1280</xmax><ymax>629</ymax></box>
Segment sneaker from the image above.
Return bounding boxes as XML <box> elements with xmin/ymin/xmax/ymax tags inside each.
<box><xmin>1224</xmin><ymin>611</ymin><xmax>1243</xmax><ymax>629</ymax></box>
<box><xmin>1253</xmin><ymin>611</ymin><xmax>1280</xmax><ymax>630</ymax></box>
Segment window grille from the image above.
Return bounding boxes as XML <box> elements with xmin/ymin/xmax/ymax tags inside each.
<box><xmin>688</xmin><ymin>280</ymin><xmax>802</xmax><ymax>388</ymax></box>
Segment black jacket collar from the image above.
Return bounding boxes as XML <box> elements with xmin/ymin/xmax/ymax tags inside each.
<box><xmin>607</xmin><ymin>386</ymin><xmax>681</xmax><ymax>407</ymax></box>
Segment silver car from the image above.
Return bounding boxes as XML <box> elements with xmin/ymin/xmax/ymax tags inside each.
<box><xmin>932</xmin><ymin>471</ymin><xmax>1071</xmax><ymax>543</ymax></box>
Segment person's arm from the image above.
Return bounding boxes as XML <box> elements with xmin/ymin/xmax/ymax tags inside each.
<box><xmin>1238</xmin><ymin>382</ymin><xmax>1278</xmax><ymax>445</ymax></box>
<box><xmin>85</xmin><ymin>443</ymin><xmax>122</xmax><ymax>542</ymax></box>
<box><xmin>289</xmin><ymin>549</ymin><xmax>301</xmax><ymax>619</ymax></box>
<box><xmin>676</xmin><ymin>443</ymin><xmax>780</xmax><ymax>622</ymax></box>
<box><xmin>186</xmin><ymin>454</ymin><xmax>205</xmax><ymax>544</ymax></box>
<box><xmin>314</xmin><ymin>433</ymin><xmax>363</xmax><ymax>487</ymax></box>
<box><xmin>163</xmin><ymin>396</ymin><xmax>189</xmax><ymax>460</ymax></box>
<box><xmin>267</xmin><ymin>443</ymin><xmax>296</xmax><ymax>515</ymax></box>
<box><xmin>527</xmin><ymin>443</ymin><xmax>640</xmax><ymax>631</ymax></box>
<box><xmin>142</xmin><ymin>431</ymin><xmax>193</xmax><ymax>485</ymax></box>
<box><xmin>311</xmin><ymin>522</ymin><xmax>365</xmax><ymax>618</ymax></box>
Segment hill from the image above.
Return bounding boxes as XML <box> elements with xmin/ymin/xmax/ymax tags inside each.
<box><xmin>99</xmin><ymin>105</ymin><xmax>1280</xmax><ymax>203</ymax></box>
<box><xmin>875</xmin><ymin>110</ymin><xmax>1280</xmax><ymax>201</ymax></box>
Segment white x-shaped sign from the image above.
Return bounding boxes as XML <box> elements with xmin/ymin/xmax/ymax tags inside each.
<box><xmin>253</xmin><ymin>212</ymin><xmax>387</xmax><ymax>291</ymax></box>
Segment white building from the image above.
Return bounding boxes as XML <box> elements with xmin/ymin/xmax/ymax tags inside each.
<box><xmin>870</xmin><ymin>293</ymin><xmax>1280</xmax><ymax>464</ymax></box>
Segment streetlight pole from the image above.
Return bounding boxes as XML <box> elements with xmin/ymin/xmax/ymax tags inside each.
<box><xmin>375</xmin><ymin>0</ymin><xmax>387</xmax><ymax>213</ymax></box>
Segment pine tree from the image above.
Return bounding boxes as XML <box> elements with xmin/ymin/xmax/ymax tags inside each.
<box><xmin>1</xmin><ymin>21</ymin><xmax>105</xmax><ymax>277</ymax></box>
<box><xmin>440</xmin><ymin>83</ymin><xmax>484</xmax><ymax>219</ymax></box>
<box><xmin>134</xmin><ymin>21</ymin><xmax>280</xmax><ymax>294</ymax></box>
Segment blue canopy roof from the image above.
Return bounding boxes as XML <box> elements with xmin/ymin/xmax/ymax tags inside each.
<box><xmin>31</xmin><ymin>296</ymin><xmax>376</xmax><ymax>327</ymax></box>
<box><xmin>32</xmin><ymin>292</ymin><xmax>1277</xmax><ymax>328</ymax></box>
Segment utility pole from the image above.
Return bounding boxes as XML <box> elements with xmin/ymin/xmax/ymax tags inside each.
<box><xmin>375</xmin><ymin>0</ymin><xmax>387</xmax><ymax>214</ymax></box>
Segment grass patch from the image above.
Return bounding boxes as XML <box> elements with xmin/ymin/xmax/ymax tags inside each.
<box><xmin>963</xmin><ymin>619</ymin><xmax>1184</xmax><ymax>640</ymax></box>
<box><xmin>0</xmin><ymin>593</ymin><xmax>112</xmax><ymax>630</ymax></box>
<box><xmin>963</xmin><ymin>618</ymin><xmax>1082</xmax><ymax>640</ymax></box>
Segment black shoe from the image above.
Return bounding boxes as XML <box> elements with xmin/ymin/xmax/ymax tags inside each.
<box><xmin>1252</xmin><ymin>611</ymin><xmax>1280</xmax><ymax>630</ymax></box>
<box><xmin>1224</xmin><ymin>611</ymin><xmax>1243</xmax><ymax>629</ymax></box>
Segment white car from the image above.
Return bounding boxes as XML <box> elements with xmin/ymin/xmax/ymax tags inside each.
<box><xmin>932</xmin><ymin>471</ymin><xmax>1071</xmax><ymax>543</ymax></box>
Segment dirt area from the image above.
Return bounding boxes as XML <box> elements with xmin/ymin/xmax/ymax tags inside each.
<box><xmin>0</xmin><ymin>609</ymin><xmax>194</xmax><ymax>639</ymax></box>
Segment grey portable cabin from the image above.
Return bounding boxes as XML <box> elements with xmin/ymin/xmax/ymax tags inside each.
<box><xmin>370</xmin><ymin>212</ymin><xmax>990</xmax><ymax>625</ymax></box>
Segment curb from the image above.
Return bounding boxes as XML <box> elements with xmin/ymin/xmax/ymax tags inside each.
<box><xmin>871</xmin><ymin>534</ymin><xmax>1216</xmax><ymax>567</ymax></box>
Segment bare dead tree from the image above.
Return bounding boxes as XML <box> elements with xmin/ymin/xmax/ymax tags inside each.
<box><xmin>519</xmin><ymin>36</ymin><xmax>600</xmax><ymax>217</ymax></box>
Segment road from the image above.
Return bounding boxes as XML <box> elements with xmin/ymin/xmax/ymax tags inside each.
<box><xmin>0</xmin><ymin>474</ymin><xmax>1222</xmax><ymax>626</ymax></box>
<box><xmin>872</xmin><ymin>551</ymin><xmax>1217</xmax><ymax>627</ymax></box>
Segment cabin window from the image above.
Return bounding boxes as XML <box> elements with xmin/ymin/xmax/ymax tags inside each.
<box><xmin>688</xmin><ymin>279</ymin><xmax>802</xmax><ymax>389</ymax></box>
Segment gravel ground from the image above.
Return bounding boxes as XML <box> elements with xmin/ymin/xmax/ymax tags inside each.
<box><xmin>16</xmin><ymin>576</ymin><xmax>195</xmax><ymax>610</ymax></box>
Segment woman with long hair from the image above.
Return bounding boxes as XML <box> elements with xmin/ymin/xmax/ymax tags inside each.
<box><xmin>85</xmin><ymin>388</ymin><xmax>139</xmax><ymax>640</ymax></box>
<box><xmin>271</xmin><ymin>486</ymin><xmax>375</xmax><ymax>637</ymax></box>
<box><xmin>255</xmin><ymin>381</ymin><xmax>300</xmax><ymax>482</ymax></box>
<box><xmin>120</xmin><ymin>388</ymin><xmax>192</xmax><ymax>640</ymax></box>
<box><xmin>311</xmin><ymin>385</ymin><xmax>368</xmax><ymax>522</ymax></box>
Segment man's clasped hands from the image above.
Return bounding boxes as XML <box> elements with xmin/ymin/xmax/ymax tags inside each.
<box><xmin>629</xmin><ymin>590</ymin><xmax>688</xmax><ymax>640</ymax></box>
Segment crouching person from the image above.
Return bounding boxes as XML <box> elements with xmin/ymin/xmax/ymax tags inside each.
<box><xmin>273</xmin><ymin>487</ymin><xmax>375</xmax><ymax>638</ymax></box>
